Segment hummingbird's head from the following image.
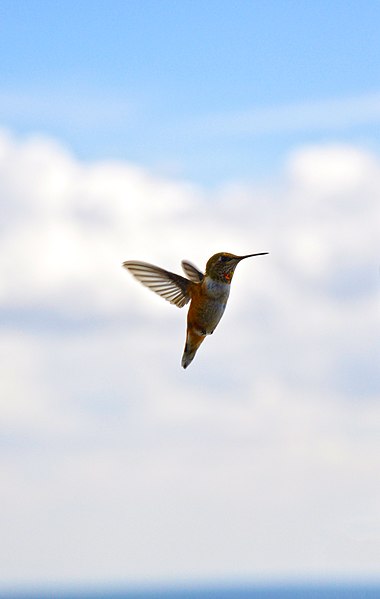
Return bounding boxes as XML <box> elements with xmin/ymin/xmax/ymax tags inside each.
<box><xmin>206</xmin><ymin>251</ymin><xmax>269</xmax><ymax>283</ymax></box>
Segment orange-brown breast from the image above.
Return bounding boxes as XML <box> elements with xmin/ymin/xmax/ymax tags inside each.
<box><xmin>186</xmin><ymin>277</ymin><xmax>230</xmax><ymax>336</ymax></box>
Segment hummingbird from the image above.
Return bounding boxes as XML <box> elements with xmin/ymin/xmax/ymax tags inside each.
<box><xmin>123</xmin><ymin>251</ymin><xmax>268</xmax><ymax>369</ymax></box>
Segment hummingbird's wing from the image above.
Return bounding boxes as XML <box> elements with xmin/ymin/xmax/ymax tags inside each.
<box><xmin>181</xmin><ymin>260</ymin><xmax>204</xmax><ymax>283</ymax></box>
<box><xmin>123</xmin><ymin>261</ymin><xmax>191</xmax><ymax>308</ymax></box>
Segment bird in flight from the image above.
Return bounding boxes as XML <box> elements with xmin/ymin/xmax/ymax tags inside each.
<box><xmin>123</xmin><ymin>251</ymin><xmax>268</xmax><ymax>369</ymax></box>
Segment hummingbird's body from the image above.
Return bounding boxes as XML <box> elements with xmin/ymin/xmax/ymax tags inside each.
<box><xmin>123</xmin><ymin>251</ymin><xmax>268</xmax><ymax>368</ymax></box>
<box><xmin>182</xmin><ymin>275</ymin><xmax>231</xmax><ymax>368</ymax></box>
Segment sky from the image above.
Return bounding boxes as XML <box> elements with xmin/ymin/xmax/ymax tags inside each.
<box><xmin>0</xmin><ymin>0</ymin><xmax>379</xmax><ymax>591</ymax></box>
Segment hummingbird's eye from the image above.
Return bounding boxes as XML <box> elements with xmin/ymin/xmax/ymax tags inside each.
<box><xmin>220</xmin><ymin>255</ymin><xmax>230</xmax><ymax>262</ymax></box>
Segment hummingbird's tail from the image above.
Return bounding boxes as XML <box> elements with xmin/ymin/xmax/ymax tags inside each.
<box><xmin>181</xmin><ymin>330</ymin><xmax>205</xmax><ymax>369</ymax></box>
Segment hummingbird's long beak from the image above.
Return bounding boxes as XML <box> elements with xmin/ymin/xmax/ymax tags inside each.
<box><xmin>238</xmin><ymin>252</ymin><xmax>269</xmax><ymax>261</ymax></box>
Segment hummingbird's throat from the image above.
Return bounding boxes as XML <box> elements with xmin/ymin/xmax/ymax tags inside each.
<box><xmin>224</xmin><ymin>272</ymin><xmax>232</xmax><ymax>282</ymax></box>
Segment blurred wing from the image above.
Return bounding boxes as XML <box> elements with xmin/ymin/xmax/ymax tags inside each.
<box><xmin>123</xmin><ymin>261</ymin><xmax>191</xmax><ymax>308</ymax></box>
<box><xmin>181</xmin><ymin>260</ymin><xmax>204</xmax><ymax>283</ymax></box>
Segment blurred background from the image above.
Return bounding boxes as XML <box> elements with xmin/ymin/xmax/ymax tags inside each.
<box><xmin>0</xmin><ymin>0</ymin><xmax>379</xmax><ymax>595</ymax></box>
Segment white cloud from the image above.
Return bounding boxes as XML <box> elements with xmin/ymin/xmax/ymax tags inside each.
<box><xmin>186</xmin><ymin>91</ymin><xmax>380</xmax><ymax>137</ymax></box>
<box><xmin>287</xmin><ymin>143</ymin><xmax>379</xmax><ymax>195</ymax></box>
<box><xmin>0</xmin><ymin>89</ymin><xmax>135</xmax><ymax>130</ymax></box>
<box><xmin>0</xmin><ymin>129</ymin><xmax>379</xmax><ymax>587</ymax></box>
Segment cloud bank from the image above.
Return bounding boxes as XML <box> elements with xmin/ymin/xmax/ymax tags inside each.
<box><xmin>0</xmin><ymin>129</ymin><xmax>379</xmax><ymax>586</ymax></box>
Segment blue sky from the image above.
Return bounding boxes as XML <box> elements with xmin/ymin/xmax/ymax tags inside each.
<box><xmin>1</xmin><ymin>0</ymin><xmax>380</xmax><ymax>182</ymax></box>
<box><xmin>0</xmin><ymin>1</ymin><xmax>379</xmax><ymax>591</ymax></box>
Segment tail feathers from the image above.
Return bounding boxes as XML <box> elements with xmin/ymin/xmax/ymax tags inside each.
<box><xmin>181</xmin><ymin>331</ymin><xmax>205</xmax><ymax>369</ymax></box>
